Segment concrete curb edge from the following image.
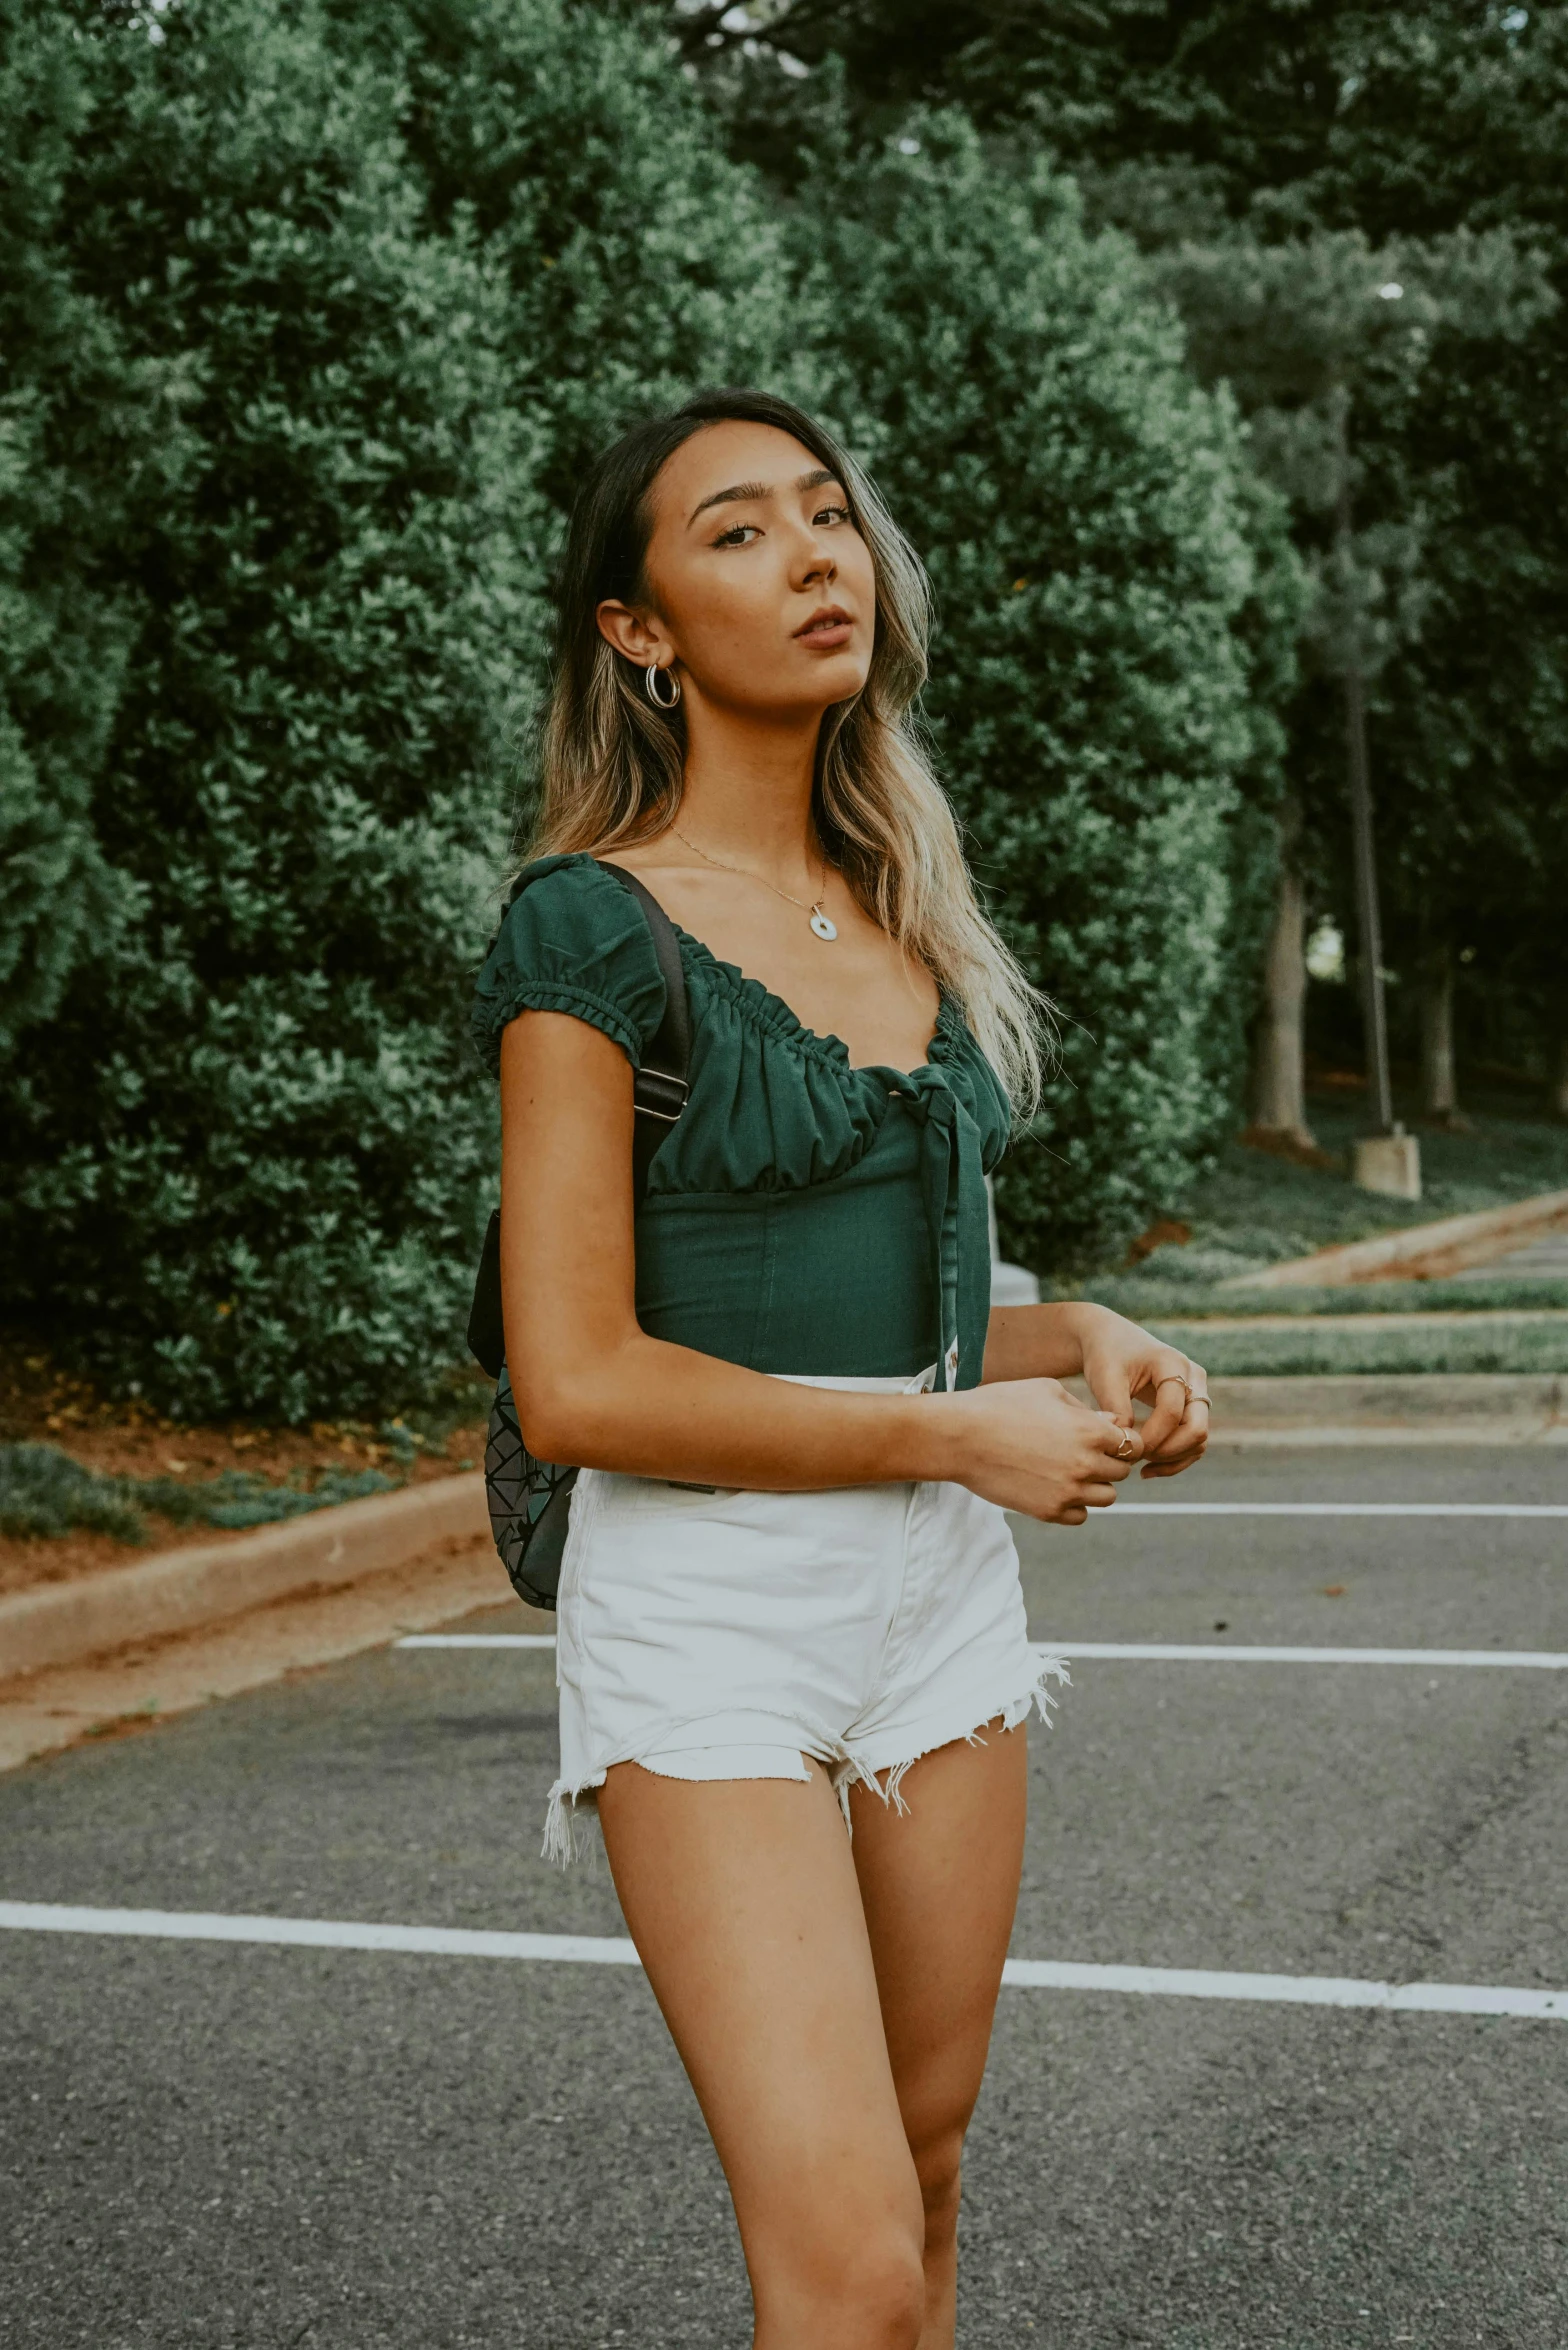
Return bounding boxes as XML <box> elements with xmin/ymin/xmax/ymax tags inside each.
<box><xmin>1227</xmin><ymin>1188</ymin><xmax>1568</xmax><ymax>1291</ymax></box>
<box><xmin>1204</xmin><ymin>1372</ymin><xmax>1568</xmax><ymax>1446</ymax></box>
<box><xmin>0</xmin><ymin>1473</ymin><xmax>489</xmax><ymax>1680</ymax></box>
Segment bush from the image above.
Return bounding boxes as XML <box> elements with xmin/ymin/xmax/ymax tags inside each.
<box><xmin>0</xmin><ymin>1</ymin><xmax>150</xmax><ymax>1057</ymax></box>
<box><xmin>2</xmin><ymin>3</ymin><xmax>1296</xmax><ymax>1403</ymax></box>
<box><xmin>793</xmin><ymin>110</ymin><xmax>1300</xmax><ymax>1272</ymax></box>
<box><xmin>0</xmin><ymin>0</ymin><xmax>788</xmax><ymax>1422</ymax></box>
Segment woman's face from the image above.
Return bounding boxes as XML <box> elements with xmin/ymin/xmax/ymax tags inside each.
<box><xmin>597</xmin><ymin>419</ymin><xmax>877</xmax><ymax>717</ymax></box>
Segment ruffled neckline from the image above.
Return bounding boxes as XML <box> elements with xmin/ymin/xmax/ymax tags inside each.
<box><xmin>672</xmin><ymin>924</ymin><xmax>963</xmax><ymax>1081</ymax></box>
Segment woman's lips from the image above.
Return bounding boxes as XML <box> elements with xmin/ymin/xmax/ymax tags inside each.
<box><xmin>795</xmin><ymin>608</ymin><xmax>854</xmax><ymax>650</ymax></box>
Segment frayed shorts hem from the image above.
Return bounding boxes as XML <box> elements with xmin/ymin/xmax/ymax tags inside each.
<box><xmin>542</xmin><ymin>1650</ymin><xmax>1068</xmax><ymax>1867</ymax></box>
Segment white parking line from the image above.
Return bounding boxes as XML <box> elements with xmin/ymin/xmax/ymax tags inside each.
<box><xmin>396</xmin><ymin>1635</ymin><xmax>1568</xmax><ymax>1668</ymax></box>
<box><xmin>1042</xmin><ymin>1644</ymin><xmax>1568</xmax><ymax>1667</ymax></box>
<box><xmin>1</xmin><ymin>1904</ymin><xmax>1560</xmax><ymax>2020</ymax></box>
<box><xmin>1100</xmin><ymin>1502</ymin><xmax>1568</xmax><ymax>1517</ymax></box>
<box><xmin>399</xmin><ymin>1634</ymin><xmax>559</xmax><ymax>1649</ymax></box>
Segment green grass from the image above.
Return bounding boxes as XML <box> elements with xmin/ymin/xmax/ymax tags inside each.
<box><xmin>1060</xmin><ymin>1087</ymin><xmax>1568</xmax><ymax>1317</ymax></box>
<box><xmin>1137</xmin><ymin>1314</ymin><xmax>1568</xmax><ymax>1378</ymax></box>
<box><xmin>0</xmin><ymin>1444</ymin><xmax>399</xmax><ymax>1546</ymax></box>
<box><xmin>1085</xmin><ymin>1273</ymin><xmax>1568</xmax><ymax>1322</ymax></box>
<box><xmin>0</xmin><ymin>1448</ymin><xmax>147</xmax><ymax>1544</ymax></box>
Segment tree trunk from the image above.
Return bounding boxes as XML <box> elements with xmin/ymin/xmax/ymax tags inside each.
<box><xmin>1417</xmin><ymin>945</ymin><xmax>1461</xmax><ymax>1124</ymax></box>
<box><xmin>1248</xmin><ymin>801</ymin><xmax>1315</xmax><ymax>1148</ymax></box>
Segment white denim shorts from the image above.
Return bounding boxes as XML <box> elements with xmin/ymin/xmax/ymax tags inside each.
<box><xmin>545</xmin><ymin>1369</ymin><xmax>1067</xmax><ymax>1863</ymax></box>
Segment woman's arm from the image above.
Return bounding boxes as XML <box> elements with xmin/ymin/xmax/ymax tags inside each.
<box><xmin>982</xmin><ymin>1302</ymin><xmax>1210</xmax><ymax>1480</ymax></box>
<box><xmin>500</xmin><ymin>1012</ymin><xmax>1142</xmax><ymax>1525</ymax></box>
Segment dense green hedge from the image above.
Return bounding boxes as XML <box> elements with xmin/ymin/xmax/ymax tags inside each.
<box><xmin>794</xmin><ymin>114</ymin><xmax>1300</xmax><ymax>1271</ymax></box>
<box><xmin>1</xmin><ymin>2</ymin><xmax>1293</xmax><ymax>1416</ymax></box>
<box><xmin>0</xmin><ymin>0</ymin><xmax>542</xmax><ymax>1422</ymax></box>
<box><xmin>0</xmin><ymin>0</ymin><xmax>786</xmax><ymax>1421</ymax></box>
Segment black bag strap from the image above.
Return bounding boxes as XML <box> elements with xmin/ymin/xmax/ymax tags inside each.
<box><xmin>613</xmin><ymin>865</ymin><xmax>692</xmax><ymax>1194</ymax></box>
<box><xmin>465</xmin><ymin>863</ymin><xmax>692</xmax><ymax>1378</ymax></box>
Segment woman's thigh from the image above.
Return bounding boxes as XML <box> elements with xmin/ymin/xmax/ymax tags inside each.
<box><xmin>597</xmin><ymin>1760</ymin><xmax>927</xmax><ymax>2338</ymax></box>
<box><xmin>847</xmin><ymin>1719</ymin><xmax>1028</xmax><ymax>2172</ymax></box>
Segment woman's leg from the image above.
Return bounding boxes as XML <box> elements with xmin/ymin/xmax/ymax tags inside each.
<box><xmin>848</xmin><ymin>1720</ymin><xmax>1029</xmax><ymax>2350</ymax></box>
<box><xmin>598</xmin><ymin>1760</ymin><xmax>929</xmax><ymax>2350</ymax></box>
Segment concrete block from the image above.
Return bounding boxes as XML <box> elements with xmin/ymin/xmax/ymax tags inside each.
<box><xmin>1353</xmin><ymin>1130</ymin><xmax>1422</xmax><ymax>1201</ymax></box>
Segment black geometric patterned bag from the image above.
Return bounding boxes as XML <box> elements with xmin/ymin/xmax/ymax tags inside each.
<box><xmin>466</xmin><ymin>867</ymin><xmax>691</xmax><ymax>1611</ymax></box>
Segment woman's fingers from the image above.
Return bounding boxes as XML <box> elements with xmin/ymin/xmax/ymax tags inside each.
<box><xmin>1139</xmin><ymin>1356</ymin><xmax>1210</xmax><ymax>1459</ymax></box>
<box><xmin>1141</xmin><ymin>1408</ymin><xmax>1209</xmax><ymax>1477</ymax></box>
<box><xmin>1084</xmin><ymin>1355</ymin><xmax>1135</xmax><ymax>1428</ymax></box>
<box><xmin>1090</xmin><ymin>1412</ymin><xmax>1142</xmax><ymax>1465</ymax></box>
<box><xmin>1141</xmin><ymin>1450</ymin><xmax>1204</xmax><ymax>1480</ymax></box>
<box><xmin>955</xmin><ymin>1376</ymin><xmax>1162</xmax><ymax>1522</ymax></box>
<box><xmin>1134</xmin><ymin>1369</ymin><xmax>1191</xmax><ymax>1456</ymax></box>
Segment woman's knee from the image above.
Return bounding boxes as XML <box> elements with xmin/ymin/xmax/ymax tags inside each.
<box><xmin>758</xmin><ymin>2212</ymin><xmax>927</xmax><ymax>2348</ymax></box>
<box><xmin>813</xmin><ymin>2231</ymin><xmax>929</xmax><ymax>2347</ymax></box>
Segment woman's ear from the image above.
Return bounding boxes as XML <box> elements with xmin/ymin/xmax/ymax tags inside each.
<box><xmin>596</xmin><ymin>599</ymin><xmax>669</xmax><ymax>666</ymax></box>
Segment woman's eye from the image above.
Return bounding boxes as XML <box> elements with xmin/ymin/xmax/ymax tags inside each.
<box><xmin>713</xmin><ymin>522</ymin><xmax>761</xmax><ymax>547</ymax></box>
<box><xmin>814</xmin><ymin>503</ymin><xmax>852</xmax><ymax>527</ymax></box>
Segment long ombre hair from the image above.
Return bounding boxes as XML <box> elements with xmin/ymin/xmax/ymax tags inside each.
<box><xmin>525</xmin><ymin>388</ymin><xmax>1048</xmax><ymax>1113</ymax></box>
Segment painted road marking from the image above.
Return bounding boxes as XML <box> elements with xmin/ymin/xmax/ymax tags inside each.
<box><xmin>0</xmin><ymin>1904</ymin><xmax>1560</xmax><ymax>2020</ymax></box>
<box><xmin>1039</xmin><ymin>1644</ymin><xmax>1568</xmax><ymax>1667</ymax></box>
<box><xmin>399</xmin><ymin>1634</ymin><xmax>559</xmax><ymax>1649</ymax></box>
<box><xmin>1098</xmin><ymin>1502</ymin><xmax>1568</xmax><ymax>1517</ymax></box>
<box><xmin>396</xmin><ymin>1635</ymin><xmax>1568</xmax><ymax>1668</ymax></box>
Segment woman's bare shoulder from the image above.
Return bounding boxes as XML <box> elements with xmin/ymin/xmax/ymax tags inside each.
<box><xmin>592</xmin><ymin>840</ymin><xmax>734</xmax><ymax>935</ymax></box>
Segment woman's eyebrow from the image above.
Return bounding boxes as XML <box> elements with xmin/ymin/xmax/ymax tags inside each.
<box><xmin>687</xmin><ymin>467</ymin><xmax>841</xmax><ymax>527</ymax></box>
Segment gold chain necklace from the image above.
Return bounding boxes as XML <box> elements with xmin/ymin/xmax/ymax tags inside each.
<box><xmin>671</xmin><ymin>825</ymin><xmax>839</xmax><ymax>941</ymax></box>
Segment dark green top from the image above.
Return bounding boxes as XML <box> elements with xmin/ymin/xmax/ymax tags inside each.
<box><xmin>472</xmin><ymin>853</ymin><xmax>1011</xmax><ymax>1390</ymax></box>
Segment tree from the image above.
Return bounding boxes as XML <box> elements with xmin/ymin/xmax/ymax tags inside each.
<box><xmin>0</xmin><ymin>0</ymin><xmax>801</xmax><ymax>1420</ymax></box>
<box><xmin>0</xmin><ymin>1</ymin><xmax>151</xmax><ymax>1059</ymax></box>
<box><xmin>1158</xmin><ymin>222</ymin><xmax>1553</xmax><ymax>1140</ymax></box>
<box><xmin>0</xmin><ymin>0</ymin><xmax>548</xmax><ymax>1421</ymax></box>
<box><xmin>676</xmin><ymin>1</ymin><xmax>1568</xmax><ymax>1117</ymax></box>
<box><xmin>788</xmin><ymin>109</ymin><xmax>1300</xmax><ymax>1271</ymax></box>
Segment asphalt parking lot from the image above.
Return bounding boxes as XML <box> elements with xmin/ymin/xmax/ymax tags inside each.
<box><xmin>4</xmin><ymin>1443</ymin><xmax>1566</xmax><ymax>2349</ymax></box>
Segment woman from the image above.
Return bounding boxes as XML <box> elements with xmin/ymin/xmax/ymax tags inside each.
<box><xmin>473</xmin><ymin>388</ymin><xmax>1208</xmax><ymax>2350</ymax></box>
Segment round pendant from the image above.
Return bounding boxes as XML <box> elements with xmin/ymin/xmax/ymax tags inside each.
<box><xmin>809</xmin><ymin>905</ymin><xmax>838</xmax><ymax>941</ymax></box>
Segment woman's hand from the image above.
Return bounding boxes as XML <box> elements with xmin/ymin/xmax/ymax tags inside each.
<box><xmin>1075</xmin><ymin>1306</ymin><xmax>1209</xmax><ymax>1479</ymax></box>
<box><xmin>943</xmin><ymin>1377</ymin><xmax>1143</xmax><ymax>1524</ymax></box>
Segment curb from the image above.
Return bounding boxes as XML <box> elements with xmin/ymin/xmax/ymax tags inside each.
<box><xmin>1206</xmin><ymin>1372</ymin><xmax>1567</xmax><ymax>1445</ymax></box>
<box><xmin>1229</xmin><ymin>1188</ymin><xmax>1568</xmax><ymax>1291</ymax></box>
<box><xmin>0</xmin><ymin>1473</ymin><xmax>489</xmax><ymax>1680</ymax></box>
<box><xmin>1144</xmin><ymin>1313</ymin><xmax>1568</xmax><ymax>1380</ymax></box>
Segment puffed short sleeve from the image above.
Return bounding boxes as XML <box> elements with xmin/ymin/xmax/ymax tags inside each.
<box><xmin>470</xmin><ymin>854</ymin><xmax>668</xmax><ymax>1075</ymax></box>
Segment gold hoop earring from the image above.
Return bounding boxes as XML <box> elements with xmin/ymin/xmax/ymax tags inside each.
<box><xmin>645</xmin><ymin>662</ymin><xmax>681</xmax><ymax>710</ymax></box>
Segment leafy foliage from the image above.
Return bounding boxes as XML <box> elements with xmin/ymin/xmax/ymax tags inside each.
<box><xmin>680</xmin><ymin>1</ymin><xmax>1568</xmax><ymax>1094</ymax></box>
<box><xmin>792</xmin><ymin>113</ymin><xmax>1301</xmax><ymax>1268</ymax></box>
<box><xmin>2</xmin><ymin>0</ymin><xmax>1303</xmax><ymax>1408</ymax></box>
<box><xmin>0</xmin><ymin>0</ymin><xmax>787</xmax><ymax>1420</ymax></box>
<box><xmin>0</xmin><ymin>0</ymin><xmax>151</xmax><ymax>1056</ymax></box>
<box><xmin>0</xmin><ymin>1444</ymin><xmax>145</xmax><ymax>1543</ymax></box>
<box><xmin>0</xmin><ymin>1441</ymin><xmax>395</xmax><ymax>1542</ymax></box>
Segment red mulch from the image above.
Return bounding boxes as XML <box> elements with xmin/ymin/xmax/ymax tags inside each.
<box><xmin>0</xmin><ymin>1338</ymin><xmax>487</xmax><ymax>1601</ymax></box>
